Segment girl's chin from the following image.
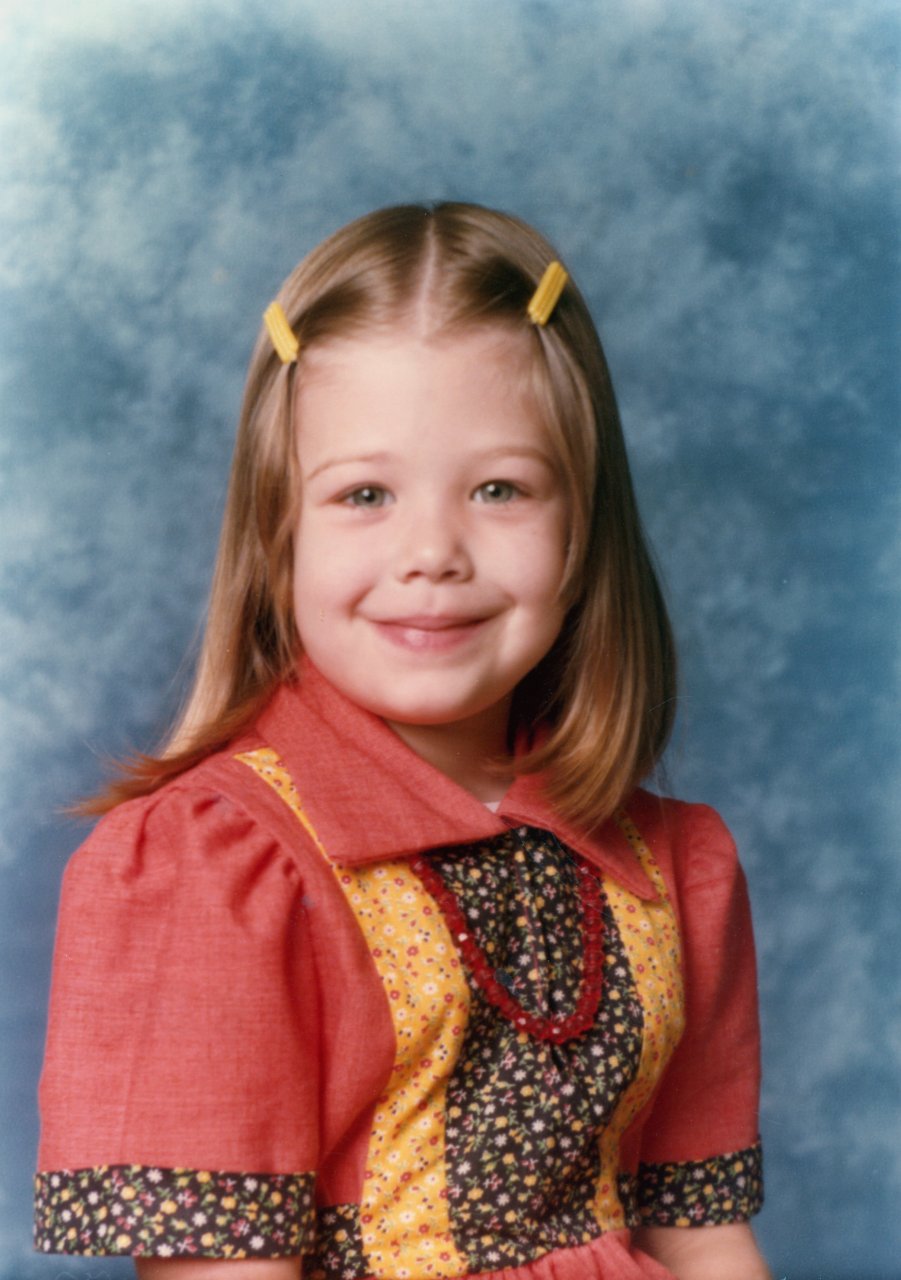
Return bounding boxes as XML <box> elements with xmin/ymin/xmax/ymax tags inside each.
<box><xmin>372</xmin><ymin>692</ymin><xmax>514</xmax><ymax>734</ymax></box>
<box><xmin>375</xmin><ymin>702</ymin><xmax>494</xmax><ymax>729</ymax></box>
<box><xmin>303</xmin><ymin>655</ymin><xmax>518</xmax><ymax>730</ymax></box>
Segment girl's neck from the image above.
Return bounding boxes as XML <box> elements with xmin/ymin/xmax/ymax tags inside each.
<box><xmin>385</xmin><ymin>701</ymin><xmax>513</xmax><ymax>805</ymax></box>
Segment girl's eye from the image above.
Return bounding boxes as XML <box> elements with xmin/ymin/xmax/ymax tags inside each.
<box><xmin>342</xmin><ymin>486</ymin><xmax>390</xmax><ymax>508</ymax></box>
<box><xmin>474</xmin><ymin>480</ymin><xmax>520</xmax><ymax>504</ymax></box>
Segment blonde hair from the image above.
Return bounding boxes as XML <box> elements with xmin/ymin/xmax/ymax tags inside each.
<box><xmin>85</xmin><ymin>202</ymin><xmax>675</xmax><ymax>827</ymax></box>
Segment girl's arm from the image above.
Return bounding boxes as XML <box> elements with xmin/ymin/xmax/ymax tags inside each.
<box><xmin>634</xmin><ymin>1222</ymin><xmax>771</xmax><ymax>1280</ymax></box>
<box><xmin>135</xmin><ymin>1260</ymin><xmax>301</xmax><ymax>1279</ymax></box>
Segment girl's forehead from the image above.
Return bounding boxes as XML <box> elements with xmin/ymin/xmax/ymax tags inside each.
<box><xmin>293</xmin><ymin>326</ymin><xmax>555</xmax><ymax>462</ymax></box>
<box><xmin>298</xmin><ymin>323</ymin><xmax>534</xmax><ymax>381</ymax></box>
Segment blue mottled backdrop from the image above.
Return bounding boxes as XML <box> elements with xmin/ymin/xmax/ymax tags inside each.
<box><xmin>1</xmin><ymin>1</ymin><xmax>898</xmax><ymax>1276</ymax></box>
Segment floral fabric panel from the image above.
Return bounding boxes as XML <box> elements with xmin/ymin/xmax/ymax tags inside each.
<box><xmin>34</xmin><ymin>1166</ymin><xmax>315</xmax><ymax>1257</ymax></box>
<box><xmin>239</xmin><ymin>749</ymin><xmax>472</xmax><ymax>1278</ymax></box>
<box><xmin>591</xmin><ymin>809</ymin><xmax>686</xmax><ymax>1231</ymax></box>
<box><xmin>631</xmin><ymin>1141</ymin><xmax>764</xmax><ymax>1225</ymax></box>
<box><xmin>427</xmin><ymin>830</ymin><xmax>645</xmax><ymax>1273</ymax></box>
<box><xmin>412</xmin><ymin>829</ymin><xmax>606</xmax><ymax>1043</ymax></box>
<box><xmin>237</xmin><ymin>752</ymin><xmax>689</xmax><ymax>1280</ymax></box>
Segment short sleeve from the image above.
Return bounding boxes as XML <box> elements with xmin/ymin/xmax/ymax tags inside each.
<box><xmin>633</xmin><ymin>804</ymin><xmax>764</xmax><ymax>1227</ymax></box>
<box><xmin>35</xmin><ymin>783</ymin><xmax>319</xmax><ymax>1258</ymax></box>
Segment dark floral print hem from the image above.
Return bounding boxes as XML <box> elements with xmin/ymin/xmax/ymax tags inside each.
<box><xmin>630</xmin><ymin>1141</ymin><xmax>763</xmax><ymax>1226</ymax></box>
<box><xmin>303</xmin><ymin>1203</ymin><xmax>368</xmax><ymax>1280</ymax></box>
<box><xmin>34</xmin><ymin>1165</ymin><xmax>315</xmax><ymax>1257</ymax></box>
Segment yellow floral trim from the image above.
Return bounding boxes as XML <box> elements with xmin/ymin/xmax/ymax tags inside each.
<box><xmin>592</xmin><ymin>809</ymin><xmax>686</xmax><ymax>1231</ymax></box>
<box><xmin>236</xmin><ymin>748</ymin><xmax>471</xmax><ymax>1278</ymax></box>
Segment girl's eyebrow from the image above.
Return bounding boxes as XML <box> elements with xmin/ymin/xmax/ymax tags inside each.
<box><xmin>476</xmin><ymin>445</ymin><xmax>556</xmax><ymax>469</ymax></box>
<box><xmin>305</xmin><ymin>451</ymin><xmax>393</xmax><ymax>482</ymax></box>
<box><xmin>305</xmin><ymin>445</ymin><xmax>555</xmax><ymax>483</ymax></box>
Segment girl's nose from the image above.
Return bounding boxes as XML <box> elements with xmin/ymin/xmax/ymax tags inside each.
<box><xmin>393</xmin><ymin>506</ymin><xmax>474</xmax><ymax>583</ymax></box>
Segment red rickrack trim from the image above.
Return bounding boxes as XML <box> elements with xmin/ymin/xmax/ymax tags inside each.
<box><xmin>411</xmin><ymin>843</ymin><xmax>605</xmax><ymax>1045</ymax></box>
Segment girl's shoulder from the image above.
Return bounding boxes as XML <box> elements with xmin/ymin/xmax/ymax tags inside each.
<box><xmin>625</xmin><ymin>787</ymin><xmax>744</xmax><ymax>891</ymax></box>
<box><xmin>63</xmin><ymin>733</ymin><xmax>312</xmax><ymax>901</ymax></box>
<box><xmin>40</xmin><ymin>736</ymin><xmax>329</xmax><ymax>1185</ymax></box>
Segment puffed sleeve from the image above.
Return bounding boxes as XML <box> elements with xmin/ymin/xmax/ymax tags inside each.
<box><xmin>633</xmin><ymin>803</ymin><xmax>764</xmax><ymax>1227</ymax></box>
<box><xmin>35</xmin><ymin>781</ymin><xmax>319</xmax><ymax>1259</ymax></box>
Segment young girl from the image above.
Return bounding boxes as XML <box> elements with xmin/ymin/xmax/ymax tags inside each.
<box><xmin>35</xmin><ymin>203</ymin><xmax>769</xmax><ymax>1280</ymax></box>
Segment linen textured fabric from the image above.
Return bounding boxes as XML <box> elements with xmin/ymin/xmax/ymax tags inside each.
<box><xmin>35</xmin><ymin>661</ymin><xmax>763</xmax><ymax>1276</ymax></box>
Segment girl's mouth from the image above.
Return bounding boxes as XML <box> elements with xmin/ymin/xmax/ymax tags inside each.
<box><xmin>372</xmin><ymin>615</ymin><xmax>489</xmax><ymax>652</ymax></box>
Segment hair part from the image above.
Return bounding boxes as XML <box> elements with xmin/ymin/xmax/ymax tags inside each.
<box><xmin>83</xmin><ymin>202</ymin><xmax>676</xmax><ymax>828</ymax></box>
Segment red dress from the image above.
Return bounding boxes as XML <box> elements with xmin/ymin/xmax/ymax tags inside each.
<box><xmin>35</xmin><ymin>662</ymin><xmax>763</xmax><ymax>1277</ymax></box>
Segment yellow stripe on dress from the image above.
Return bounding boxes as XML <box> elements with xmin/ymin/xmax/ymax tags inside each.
<box><xmin>235</xmin><ymin>749</ymin><xmax>471</xmax><ymax>1279</ymax></box>
<box><xmin>591</xmin><ymin>809</ymin><xmax>686</xmax><ymax>1230</ymax></box>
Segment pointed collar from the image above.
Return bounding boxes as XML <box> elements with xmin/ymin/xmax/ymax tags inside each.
<box><xmin>252</xmin><ymin>662</ymin><xmax>657</xmax><ymax>900</ymax></box>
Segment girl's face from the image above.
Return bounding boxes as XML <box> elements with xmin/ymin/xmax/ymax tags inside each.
<box><xmin>292</xmin><ymin>327</ymin><xmax>568</xmax><ymax>753</ymax></box>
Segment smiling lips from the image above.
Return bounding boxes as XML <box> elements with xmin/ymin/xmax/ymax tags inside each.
<box><xmin>372</xmin><ymin>615</ymin><xmax>490</xmax><ymax>652</ymax></box>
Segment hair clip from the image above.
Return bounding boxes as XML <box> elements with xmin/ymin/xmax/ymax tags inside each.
<box><xmin>527</xmin><ymin>261</ymin><xmax>569</xmax><ymax>327</ymax></box>
<box><xmin>263</xmin><ymin>301</ymin><xmax>300</xmax><ymax>364</ymax></box>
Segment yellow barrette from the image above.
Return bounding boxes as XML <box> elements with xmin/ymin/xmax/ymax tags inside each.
<box><xmin>263</xmin><ymin>301</ymin><xmax>300</xmax><ymax>364</ymax></box>
<box><xmin>527</xmin><ymin>261</ymin><xmax>569</xmax><ymax>327</ymax></box>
